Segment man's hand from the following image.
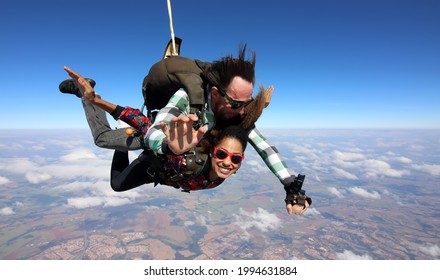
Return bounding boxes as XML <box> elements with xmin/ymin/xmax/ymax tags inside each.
<box><xmin>286</xmin><ymin>200</ymin><xmax>310</xmax><ymax>215</ymax></box>
<box><xmin>160</xmin><ymin>114</ymin><xmax>206</xmax><ymax>154</ymax></box>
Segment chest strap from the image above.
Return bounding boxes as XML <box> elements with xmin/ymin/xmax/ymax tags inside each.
<box><xmin>169</xmin><ymin>147</ymin><xmax>209</xmax><ymax>181</ymax></box>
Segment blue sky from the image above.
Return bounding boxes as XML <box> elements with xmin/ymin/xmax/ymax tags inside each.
<box><xmin>1</xmin><ymin>0</ymin><xmax>439</xmax><ymax>129</ymax></box>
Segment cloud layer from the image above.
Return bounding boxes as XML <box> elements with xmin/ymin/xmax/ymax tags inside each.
<box><xmin>0</xmin><ymin>141</ymin><xmax>145</xmax><ymax>210</ymax></box>
<box><xmin>234</xmin><ymin>208</ymin><xmax>282</xmax><ymax>239</ymax></box>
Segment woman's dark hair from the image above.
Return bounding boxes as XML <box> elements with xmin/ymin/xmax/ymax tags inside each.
<box><xmin>213</xmin><ymin>125</ymin><xmax>248</xmax><ymax>152</ymax></box>
<box><xmin>199</xmin><ymin>125</ymin><xmax>248</xmax><ymax>154</ymax></box>
<box><xmin>202</xmin><ymin>44</ymin><xmax>256</xmax><ymax>91</ymax></box>
<box><xmin>241</xmin><ymin>85</ymin><xmax>271</xmax><ymax>131</ymax></box>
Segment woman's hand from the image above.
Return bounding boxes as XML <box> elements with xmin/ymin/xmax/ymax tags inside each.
<box><xmin>63</xmin><ymin>66</ymin><xmax>96</xmax><ymax>103</ymax></box>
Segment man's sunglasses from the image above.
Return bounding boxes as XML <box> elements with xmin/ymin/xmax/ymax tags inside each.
<box><xmin>213</xmin><ymin>147</ymin><xmax>244</xmax><ymax>164</ymax></box>
<box><xmin>218</xmin><ymin>88</ymin><xmax>254</xmax><ymax>109</ymax></box>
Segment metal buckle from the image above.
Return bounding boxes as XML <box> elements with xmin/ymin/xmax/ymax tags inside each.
<box><xmin>146</xmin><ymin>167</ymin><xmax>156</xmax><ymax>178</ymax></box>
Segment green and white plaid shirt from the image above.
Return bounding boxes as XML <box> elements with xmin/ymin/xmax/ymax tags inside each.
<box><xmin>144</xmin><ymin>88</ymin><xmax>293</xmax><ymax>184</ymax></box>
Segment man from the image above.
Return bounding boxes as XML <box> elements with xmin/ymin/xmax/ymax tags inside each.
<box><xmin>60</xmin><ymin>44</ymin><xmax>311</xmax><ymax>214</ymax></box>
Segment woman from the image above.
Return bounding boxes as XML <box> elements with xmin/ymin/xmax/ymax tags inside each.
<box><xmin>110</xmin><ymin>124</ymin><xmax>248</xmax><ymax>192</ymax></box>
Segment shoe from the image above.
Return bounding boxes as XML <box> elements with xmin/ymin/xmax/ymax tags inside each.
<box><xmin>59</xmin><ymin>78</ymin><xmax>96</xmax><ymax>98</ymax></box>
<box><xmin>163</xmin><ymin>37</ymin><xmax>182</xmax><ymax>59</ymax></box>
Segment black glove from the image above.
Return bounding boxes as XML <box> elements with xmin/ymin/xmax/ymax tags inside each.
<box><xmin>284</xmin><ymin>174</ymin><xmax>312</xmax><ymax>207</ymax></box>
<box><xmin>284</xmin><ymin>174</ymin><xmax>305</xmax><ymax>194</ymax></box>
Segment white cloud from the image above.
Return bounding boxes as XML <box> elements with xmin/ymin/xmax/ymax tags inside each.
<box><xmin>0</xmin><ymin>158</ymin><xmax>54</xmax><ymax>184</ymax></box>
<box><xmin>47</xmin><ymin>139</ymin><xmax>88</xmax><ymax>149</ymax></box>
<box><xmin>234</xmin><ymin>208</ymin><xmax>282</xmax><ymax>238</ymax></box>
<box><xmin>333</xmin><ymin>158</ymin><xmax>359</xmax><ymax>169</ymax></box>
<box><xmin>143</xmin><ymin>205</ymin><xmax>160</xmax><ymax>211</ymax></box>
<box><xmin>304</xmin><ymin>207</ymin><xmax>320</xmax><ymax>217</ymax></box>
<box><xmin>102</xmin><ymin>197</ymin><xmax>133</xmax><ymax>207</ymax></box>
<box><xmin>67</xmin><ymin>196</ymin><xmax>133</xmax><ymax>209</ymax></box>
<box><xmin>0</xmin><ymin>176</ymin><xmax>11</xmax><ymax>185</ymax></box>
<box><xmin>196</xmin><ymin>215</ymin><xmax>207</xmax><ymax>226</ymax></box>
<box><xmin>67</xmin><ymin>197</ymin><xmax>104</xmax><ymax>209</ymax></box>
<box><xmin>332</xmin><ymin>167</ymin><xmax>358</xmax><ymax>180</ymax></box>
<box><xmin>54</xmin><ymin>181</ymin><xmax>97</xmax><ymax>192</ymax></box>
<box><xmin>286</xmin><ymin>143</ymin><xmax>318</xmax><ymax>155</ymax></box>
<box><xmin>246</xmin><ymin>160</ymin><xmax>269</xmax><ymax>174</ymax></box>
<box><xmin>363</xmin><ymin>159</ymin><xmax>410</xmax><ymax>178</ymax></box>
<box><xmin>183</xmin><ymin>214</ymin><xmax>208</xmax><ymax>227</ymax></box>
<box><xmin>412</xmin><ymin>163</ymin><xmax>440</xmax><ymax>176</ymax></box>
<box><xmin>0</xmin><ymin>150</ymin><xmax>111</xmax><ymax>183</ymax></box>
<box><xmin>396</xmin><ymin>156</ymin><xmax>412</xmax><ymax>164</ymax></box>
<box><xmin>336</xmin><ymin>250</ymin><xmax>372</xmax><ymax>260</ymax></box>
<box><xmin>14</xmin><ymin>201</ymin><xmax>24</xmax><ymax>207</ymax></box>
<box><xmin>381</xmin><ymin>154</ymin><xmax>413</xmax><ymax>164</ymax></box>
<box><xmin>328</xmin><ymin>187</ymin><xmax>345</xmax><ymax>198</ymax></box>
<box><xmin>25</xmin><ymin>172</ymin><xmax>52</xmax><ymax>184</ymax></box>
<box><xmin>333</xmin><ymin>150</ymin><xmax>366</xmax><ymax>161</ymax></box>
<box><xmin>409</xmin><ymin>144</ymin><xmax>424</xmax><ymax>152</ymax></box>
<box><xmin>331</xmin><ymin>150</ymin><xmax>410</xmax><ymax>179</ymax></box>
<box><xmin>55</xmin><ymin>180</ymin><xmax>122</xmax><ymax>197</ymax></box>
<box><xmin>0</xmin><ymin>158</ymin><xmax>36</xmax><ymax>173</ymax></box>
<box><xmin>0</xmin><ymin>207</ymin><xmax>15</xmax><ymax>215</ymax></box>
<box><xmin>349</xmin><ymin>187</ymin><xmax>381</xmax><ymax>199</ymax></box>
<box><xmin>0</xmin><ymin>143</ymin><xmax>24</xmax><ymax>150</ymax></box>
<box><xmin>32</xmin><ymin>144</ymin><xmax>46</xmax><ymax>151</ymax></box>
<box><xmin>45</xmin><ymin>161</ymin><xmax>110</xmax><ymax>181</ymax></box>
<box><xmin>58</xmin><ymin>179</ymin><xmax>143</xmax><ymax>209</ymax></box>
<box><xmin>418</xmin><ymin>244</ymin><xmax>440</xmax><ymax>258</ymax></box>
<box><xmin>184</xmin><ymin>221</ymin><xmax>195</xmax><ymax>227</ymax></box>
<box><xmin>60</xmin><ymin>148</ymin><xmax>98</xmax><ymax>161</ymax></box>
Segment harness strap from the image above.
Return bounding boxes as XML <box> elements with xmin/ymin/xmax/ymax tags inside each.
<box><xmin>138</xmin><ymin>149</ymin><xmax>166</xmax><ymax>185</ymax></box>
<box><xmin>169</xmin><ymin>146</ymin><xmax>209</xmax><ymax>181</ymax></box>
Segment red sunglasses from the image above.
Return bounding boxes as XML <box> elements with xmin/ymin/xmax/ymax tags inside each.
<box><xmin>213</xmin><ymin>147</ymin><xmax>244</xmax><ymax>164</ymax></box>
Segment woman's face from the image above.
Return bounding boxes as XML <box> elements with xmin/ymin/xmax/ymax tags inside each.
<box><xmin>209</xmin><ymin>137</ymin><xmax>244</xmax><ymax>181</ymax></box>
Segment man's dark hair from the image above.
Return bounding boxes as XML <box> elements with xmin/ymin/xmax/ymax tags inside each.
<box><xmin>202</xmin><ymin>44</ymin><xmax>256</xmax><ymax>91</ymax></box>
